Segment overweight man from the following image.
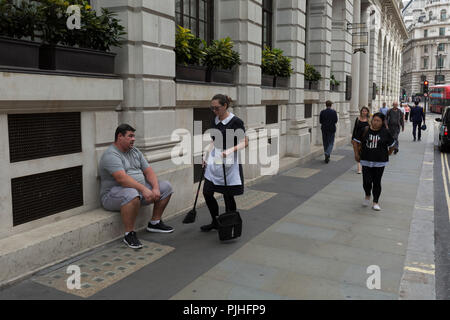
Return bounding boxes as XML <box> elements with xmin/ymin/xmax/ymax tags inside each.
<box><xmin>99</xmin><ymin>124</ymin><xmax>174</xmax><ymax>249</ymax></box>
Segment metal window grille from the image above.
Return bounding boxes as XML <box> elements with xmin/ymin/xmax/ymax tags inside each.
<box><xmin>8</xmin><ymin>112</ymin><xmax>81</xmax><ymax>163</ymax></box>
<box><xmin>11</xmin><ymin>166</ymin><xmax>84</xmax><ymax>226</ymax></box>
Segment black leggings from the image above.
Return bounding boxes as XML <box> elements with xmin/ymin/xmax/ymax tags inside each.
<box><xmin>362</xmin><ymin>166</ymin><xmax>385</xmax><ymax>203</ymax></box>
<box><xmin>203</xmin><ymin>190</ymin><xmax>236</xmax><ymax>222</ymax></box>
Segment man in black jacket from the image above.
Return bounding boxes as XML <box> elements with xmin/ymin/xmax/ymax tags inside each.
<box><xmin>409</xmin><ymin>101</ymin><xmax>426</xmax><ymax>141</ymax></box>
<box><xmin>319</xmin><ymin>100</ymin><xmax>338</xmax><ymax>163</ymax></box>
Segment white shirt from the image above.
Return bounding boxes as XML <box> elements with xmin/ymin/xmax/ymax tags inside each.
<box><xmin>204</xmin><ymin>113</ymin><xmax>243</xmax><ymax>186</ymax></box>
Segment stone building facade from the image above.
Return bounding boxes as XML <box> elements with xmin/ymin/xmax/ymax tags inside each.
<box><xmin>0</xmin><ymin>0</ymin><xmax>407</xmax><ymax>285</ymax></box>
<box><xmin>402</xmin><ymin>0</ymin><xmax>450</xmax><ymax>97</ymax></box>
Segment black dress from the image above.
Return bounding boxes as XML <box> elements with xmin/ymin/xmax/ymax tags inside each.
<box><xmin>203</xmin><ymin>114</ymin><xmax>246</xmax><ymax>196</ymax></box>
<box><xmin>352</xmin><ymin>117</ymin><xmax>369</xmax><ymax>140</ymax></box>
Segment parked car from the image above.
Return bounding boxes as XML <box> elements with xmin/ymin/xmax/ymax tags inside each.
<box><xmin>436</xmin><ymin>106</ymin><xmax>450</xmax><ymax>152</ymax></box>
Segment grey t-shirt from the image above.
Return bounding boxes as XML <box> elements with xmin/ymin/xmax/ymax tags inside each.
<box><xmin>98</xmin><ymin>144</ymin><xmax>150</xmax><ymax>199</ymax></box>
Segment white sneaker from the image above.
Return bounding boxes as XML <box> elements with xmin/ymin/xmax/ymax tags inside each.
<box><xmin>372</xmin><ymin>204</ymin><xmax>381</xmax><ymax>211</ymax></box>
<box><xmin>363</xmin><ymin>198</ymin><xmax>370</xmax><ymax>207</ymax></box>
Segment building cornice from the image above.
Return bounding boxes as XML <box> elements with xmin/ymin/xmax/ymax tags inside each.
<box><xmin>384</xmin><ymin>0</ymin><xmax>409</xmax><ymax>39</ymax></box>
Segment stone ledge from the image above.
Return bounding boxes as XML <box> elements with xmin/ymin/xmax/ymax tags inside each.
<box><xmin>0</xmin><ymin>205</ymin><xmax>161</xmax><ymax>288</ymax></box>
<box><xmin>0</xmin><ymin>71</ymin><xmax>123</xmax><ymax>113</ymax></box>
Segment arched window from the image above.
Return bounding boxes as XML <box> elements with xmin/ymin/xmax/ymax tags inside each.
<box><xmin>262</xmin><ymin>0</ymin><xmax>273</xmax><ymax>48</ymax></box>
<box><xmin>441</xmin><ymin>10</ymin><xmax>447</xmax><ymax>21</ymax></box>
<box><xmin>175</xmin><ymin>0</ymin><xmax>214</xmax><ymax>43</ymax></box>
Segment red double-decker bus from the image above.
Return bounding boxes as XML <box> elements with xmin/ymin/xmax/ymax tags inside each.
<box><xmin>429</xmin><ymin>84</ymin><xmax>450</xmax><ymax>114</ymax></box>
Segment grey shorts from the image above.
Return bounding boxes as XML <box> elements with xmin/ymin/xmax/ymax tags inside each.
<box><xmin>101</xmin><ymin>180</ymin><xmax>173</xmax><ymax>212</ymax></box>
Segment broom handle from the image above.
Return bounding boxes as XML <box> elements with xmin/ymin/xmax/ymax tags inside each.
<box><xmin>192</xmin><ymin>166</ymin><xmax>204</xmax><ymax>209</ymax></box>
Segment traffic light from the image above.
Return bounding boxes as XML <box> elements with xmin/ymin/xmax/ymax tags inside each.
<box><xmin>423</xmin><ymin>80</ymin><xmax>429</xmax><ymax>94</ymax></box>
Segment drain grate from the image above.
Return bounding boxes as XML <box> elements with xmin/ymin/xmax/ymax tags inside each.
<box><xmin>11</xmin><ymin>166</ymin><xmax>83</xmax><ymax>226</ymax></box>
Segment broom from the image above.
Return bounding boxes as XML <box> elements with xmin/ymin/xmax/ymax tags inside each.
<box><xmin>182</xmin><ymin>161</ymin><xmax>205</xmax><ymax>224</ymax></box>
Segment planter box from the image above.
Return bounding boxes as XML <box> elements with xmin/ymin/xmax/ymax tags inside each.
<box><xmin>330</xmin><ymin>83</ymin><xmax>340</xmax><ymax>92</ymax></box>
<box><xmin>39</xmin><ymin>45</ymin><xmax>116</xmax><ymax>74</ymax></box>
<box><xmin>176</xmin><ymin>64</ymin><xmax>207</xmax><ymax>82</ymax></box>
<box><xmin>0</xmin><ymin>36</ymin><xmax>40</xmax><ymax>69</ymax></box>
<box><xmin>275</xmin><ymin>76</ymin><xmax>289</xmax><ymax>88</ymax></box>
<box><xmin>262</xmin><ymin>73</ymin><xmax>275</xmax><ymax>87</ymax></box>
<box><xmin>306</xmin><ymin>81</ymin><xmax>319</xmax><ymax>90</ymax></box>
<box><xmin>207</xmin><ymin>68</ymin><xmax>234</xmax><ymax>84</ymax></box>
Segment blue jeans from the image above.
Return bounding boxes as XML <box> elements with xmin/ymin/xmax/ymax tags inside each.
<box><xmin>322</xmin><ymin>131</ymin><xmax>335</xmax><ymax>156</ymax></box>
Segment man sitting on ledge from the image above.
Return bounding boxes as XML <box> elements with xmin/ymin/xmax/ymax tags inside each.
<box><xmin>99</xmin><ymin>124</ymin><xmax>174</xmax><ymax>249</ymax></box>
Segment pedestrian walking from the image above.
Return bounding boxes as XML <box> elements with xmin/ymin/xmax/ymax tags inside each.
<box><xmin>385</xmin><ymin>101</ymin><xmax>404</xmax><ymax>154</ymax></box>
<box><xmin>404</xmin><ymin>104</ymin><xmax>410</xmax><ymax>121</ymax></box>
<box><xmin>352</xmin><ymin>112</ymin><xmax>396</xmax><ymax>211</ymax></box>
<box><xmin>98</xmin><ymin>124</ymin><xmax>174</xmax><ymax>249</ymax></box>
<box><xmin>379</xmin><ymin>102</ymin><xmax>389</xmax><ymax>116</ymax></box>
<box><xmin>351</xmin><ymin>106</ymin><xmax>370</xmax><ymax>174</ymax></box>
<box><xmin>319</xmin><ymin>100</ymin><xmax>338</xmax><ymax>163</ymax></box>
<box><xmin>201</xmin><ymin>94</ymin><xmax>249</xmax><ymax>232</ymax></box>
<box><xmin>409</xmin><ymin>100</ymin><xmax>426</xmax><ymax>141</ymax></box>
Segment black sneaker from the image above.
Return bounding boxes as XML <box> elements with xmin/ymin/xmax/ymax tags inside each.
<box><xmin>123</xmin><ymin>231</ymin><xmax>143</xmax><ymax>249</ymax></box>
<box><xmin>147</xmin><ymin>220</ymin><xmax>174</xmax><ymax>233</ymax></box>
<box><xmin>200</xmin><ymin>220</ymin><xmax>218</xmax><ymax>232</ymax></box>
<box><xmin>325</xmin><ymin>155</ymin><xmax>330</xmax><ymax>163</ymax></box>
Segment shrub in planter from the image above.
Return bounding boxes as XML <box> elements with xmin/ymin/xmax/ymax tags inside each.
<box><xmin>261</xmin><ymin>46</ymin><xmax>293</xmax><ymax>87</ymax></box>
<box><xmin>37</xmin><ymin>0</ymin><xmax>126</xmax><ymax>73</ymax></box>
<box><xmin>174</xmin><ymin>25</ymin><xmax>207</xmax><ymax>81</ymax></box>
<box><xmin>0</xmin><ymin>0</ymin><xmax>41</xmax><ymax>68</ymax></box>
<box><xmin>203</xmin><ymin>37</ymin><xmax>241</xmax><ymax>84</ymax></box>
<box><xmin>305</xmin><ymin>63</ymin><xmax>321</xmax><ymax>90</ymax></box>
<box><xmin>330</xmin><ymin>74</ymin><xmax>340</xmax><ymax>91</ymax></box>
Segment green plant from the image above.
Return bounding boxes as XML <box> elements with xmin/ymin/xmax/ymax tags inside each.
<box><xmin>261</xmin><ymin>46</ymin><xmax>293</xmax><ymax>77</ymax></box>
<box><xmin>175</xmin><ymin>25</ymin><xmax>206</xmax><ymax>65</ymax></box>
<box><xmin>305</xmin><ymin>63</ymin><xmax>322</xmax><ymax>82</ymax></box>
<box><xmin>330</xmin><ymin>74</ymin><xmax>340</xmax><ymax>86</ymax></box>
<box><xmin>203</xmin><ymin>37</ymin><xmax>241</xmax><ymax>70</ymax></box>
<box><xmin>38</xmin><ymin>0</ymin><xmax>125</xmax><ymax>51</ymax></box>
<box><xmin>0</xmin><ymin>0</ymin><xmax>42</xmax><ymax>41</ymax></box>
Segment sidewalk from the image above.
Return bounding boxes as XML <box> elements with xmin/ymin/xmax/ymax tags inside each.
<box><xmin>0</xmin><ymin>122</ymin><xmax>434</xmax><ymax>299</ymax></box>
<box><xmin>171</xmin><ymin>122</ymin><xmax>433</xmax><ymax>300</ymax></box>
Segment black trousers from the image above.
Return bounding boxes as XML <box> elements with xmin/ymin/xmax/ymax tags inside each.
<box><xmin>203</xmin><ymin>188</ymin><xmax>237</xmax><ymax>222</ymax></box>
<box><xmin>362</xmin><ymin>166</ymin><xmax>385</xmax><ymax>203</ymax></box>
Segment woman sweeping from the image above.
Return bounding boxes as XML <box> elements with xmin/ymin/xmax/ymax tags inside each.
<box><xmin>201</xmin><ymin>94</ymin><xmax>249</xmax><ymax>231</ymax></box>
<box><xmin>351</xmin><ymin>106</ymin><xmax>370</xmax><ymax>174</ymax></box>
<box><xmin>352</xmin><ymin>112</ymin><xmax>396</xmax><ymax>211</ymax></box>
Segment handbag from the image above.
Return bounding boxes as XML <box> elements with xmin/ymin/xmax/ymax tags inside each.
<box><xmin>216</xmin><ymin>161</ymin><xmax>242</xmax><ymax>241</ymax></box>
<box><xmin>421</xmin><ymin>124</ymin><xmax>427</xmax><ymax>131</ymax></box>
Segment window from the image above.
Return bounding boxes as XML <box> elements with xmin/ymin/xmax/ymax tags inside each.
<box><xmin>438</xmin><ymin>43</ymin><xmax>445</xmax><ymax>51</ymax></box>
<box><xmin>438</xmin><ymin>55</ymin><xmax>444</xmax><ymax>68</ymax></box>
<box><xmin>175</xmin><ymin>0</ymin><xmax>213</xmax><ymax>43</ymax></box>
<box><xmin>424</xmin><ymin>29</ymin><xmax>428</xmax><ymax>37</ymax></box>
<box><xmin>441</xmin><ymin>10</ymin><xmax>447</xmax><ymax>21</ymax></box>
<box><xmin>193</xmin><ymin>108</ymin><xmax>213</xmax><ymax>183</ymax></box>
<box><xmin>424</xmin><ymin>57</ymin><xmax>429</xmax><ymax>69</ymax></box>
<box><xmin>424</xmin><ymin>45</ymin><xmax>428</xmax><ymax>53</ymax></box>
<box><xmin>266</xmin><ymin>105</ymin><xmax>278</xmax><ymax>124</ymax></box>
<box><xmin>262</xmin><ymin>0</ymin><xmax>273</xmax><ymax>48</ymax></box>
<box><xmin>429</xmin><ymin>11</ymin><xmax>433</xmax><ymax>20</ymax></box>
<box><xmin>440</xmin><ymin>27</ymin><xmax>446</xmax><ymax>36</ymax></box>
<box><xmin>304</xmin><ymin>104</ymin><xmax>312</xmax><ymax>119</ymax></box>
<box><xmin>435</xmin><ymin>74</ymin><xmax>445</xmax><ymax>84</ymax></box>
